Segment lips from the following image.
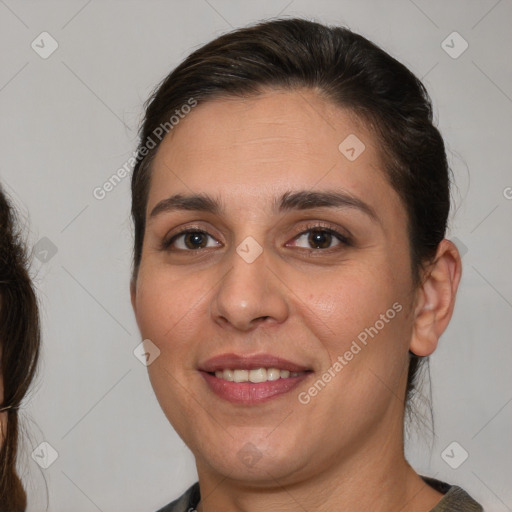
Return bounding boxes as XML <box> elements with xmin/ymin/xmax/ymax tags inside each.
<box><xmin>198</xmin><ymin>353</ymin><xmax>312</xmax><ymax>405</ymax></box>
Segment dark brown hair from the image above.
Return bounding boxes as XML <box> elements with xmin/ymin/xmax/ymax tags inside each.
<box><xmin>0</xmin><ymin>185</ymin><xmax>41</xmax><ymax>511</ymax></box>
<box><xmin>130</xmin><ymin>18</ymin><xmax>451</xmax><ymax>408</ymax></box>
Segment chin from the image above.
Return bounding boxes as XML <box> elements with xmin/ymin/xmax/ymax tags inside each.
<box><xmin>193</xmin><ymin>431</ymin><xmax>312</xmax><ymax>485</ymax></box>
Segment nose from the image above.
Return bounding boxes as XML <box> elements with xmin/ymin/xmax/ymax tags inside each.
<box><xmin>209</xmin><ymin>242</ymin><xmax>289</xmax><ymax>332</ymax></box>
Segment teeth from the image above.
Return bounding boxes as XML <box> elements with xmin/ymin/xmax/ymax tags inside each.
<box><xmin>233</xmin><ymin>369</ymin><xmax>249</xmax><ymax>383</ymax></box>
<box><xmin>267</xmin><ymin>368</ymin><xmax>281</xmax><ymax>381</ymax></box>
<box><xmin>223</xmin><ymin>369</ymin><xmax>234</xmax><ymax>381</ymax></box>
<box><xmin>212</xmin><ymin>367</ymin><xmax>303</xmax><ymax>382</ymax></box>
<box><xmin>249</xmin><ymin>368</ymin><xmax>267</xmax><ymax>383</ymax></box>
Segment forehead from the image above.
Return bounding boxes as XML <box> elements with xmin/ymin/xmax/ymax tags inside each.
<box><xmin>147</xmin><ymin>89</ymin><xmax>401</xmax><ymax>218</ymax></box>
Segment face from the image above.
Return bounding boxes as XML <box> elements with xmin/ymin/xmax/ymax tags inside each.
<box><xmin>131</xmin><ymin>89</ymin><xmax>419</xmax><ymax>485</ymax></box>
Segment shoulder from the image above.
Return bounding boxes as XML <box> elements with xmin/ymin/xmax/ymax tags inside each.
<box><xmin>422</xmin><ymin>476</ymin><xmax>484</xmax><ymax>512</ymax></box>
<box><xmin>155</xmin><ymin>478</ymin><xmax>484</xmax><ymax>512</ymax></box>
<box><xmin>155</xmin><ymin>482</ymin><xmax>200</xmax><ymax>512</ymax></box>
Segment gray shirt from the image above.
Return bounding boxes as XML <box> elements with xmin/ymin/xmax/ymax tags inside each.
<box><xmin>156</xmin><ymin>476</ymin><xmax>483</xmax><ymax>511</ymax></box>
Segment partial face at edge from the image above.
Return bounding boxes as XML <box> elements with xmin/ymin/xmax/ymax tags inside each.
<box><xmin>130</xmin><ymin>89</ymin><xmax>420</xmax><ymax>484</ymax></box>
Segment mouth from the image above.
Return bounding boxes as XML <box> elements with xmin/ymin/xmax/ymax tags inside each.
<box><xmin>198</xmin><ymin>353</ymin><xmax>313</xmax><ymax>404</ymax></box>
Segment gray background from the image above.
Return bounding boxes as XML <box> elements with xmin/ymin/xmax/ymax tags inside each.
<box><xmin>1</xmin><ymin>0</ymin><xmax>511</xmax><ymax>510</ymax></box>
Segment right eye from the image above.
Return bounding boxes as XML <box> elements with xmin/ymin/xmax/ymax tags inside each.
<box><xmin>162</xmin><ymin>229</ymin><xmax>221</xmax><ymax>251</ymax></box>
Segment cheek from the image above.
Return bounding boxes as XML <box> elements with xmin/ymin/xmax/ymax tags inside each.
<box><xmin>300</xmin><ymin>260</ymin><xmax>413</xmax><ymax>394</ymax></box>
<box><xmin>133</xmin><ymin>268</ymin><xmax>210</xmax><ymax>433</ymax></box>
<box><xmin>305</xmin><ymin>262</ymin><xmax>407</xmax><ymax>341</ymax></box>
<box><xmin>134</xmin><ymin>267</ymin><xmax>204</xmax><ymax>351</ymax></box>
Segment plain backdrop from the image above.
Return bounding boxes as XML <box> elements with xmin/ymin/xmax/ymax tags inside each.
<box><xmin>0</xmin><ymin>1</ymin><xmax>511</xmax><ymax>511</ymax></box>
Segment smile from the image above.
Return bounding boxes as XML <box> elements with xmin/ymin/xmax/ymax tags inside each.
<box><xmin>198</xmin><ymin>353</ymin><xmax>313</xmax><ymax>404</ymax></box>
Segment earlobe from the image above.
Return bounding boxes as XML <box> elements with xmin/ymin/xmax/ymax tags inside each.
<box><xmin>409</xmin><ymin>239</ymin><xmax>462</xmax><ymax>357</ymax></box>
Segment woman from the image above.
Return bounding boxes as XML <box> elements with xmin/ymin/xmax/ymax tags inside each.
<box><xmin>130</xmin><ymin>18</ymin><xmax>483</xmax><ymax>511</ymax></box>
<box><xmin>0</xmin><ymin>185</ymin><xmax>41</xmax><ymax>510</ymax></box>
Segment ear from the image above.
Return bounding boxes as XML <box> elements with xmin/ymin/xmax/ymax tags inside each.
<box><xmin>409</xmin><ymin>239</ymin><xmax>462</xmax><ymax>357</ymax></box>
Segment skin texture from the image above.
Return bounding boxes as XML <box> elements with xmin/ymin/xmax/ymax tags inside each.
<box><xmin>131</xmin><ymin>89</ymin><xmax>462</xmax><ymax>512</ymax></box>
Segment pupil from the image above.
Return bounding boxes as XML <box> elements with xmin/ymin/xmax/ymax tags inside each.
<box><xmin>186</xmin><ymin>232</ymin><xmax>206</xmax><ymax>249</ymax></box>
<box><xmin>309</xmin><ymin>230</ymin><xmax>330</xmax><ymax>249</ymax></box>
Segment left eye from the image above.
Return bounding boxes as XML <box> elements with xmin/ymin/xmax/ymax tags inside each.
<box><xmin>290</xmin><ymin>228</ymin><xmax>347</xmax><ymax>250</ymax></box>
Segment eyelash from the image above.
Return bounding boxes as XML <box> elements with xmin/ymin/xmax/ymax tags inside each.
<box><xmin>161</xmin><ymin>222</ymin><xmax>351</xmax><ymax>254</ymax></box>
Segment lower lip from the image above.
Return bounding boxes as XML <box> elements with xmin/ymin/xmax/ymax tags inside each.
<box><xmin>200</xmin><ymin>371</ymin><xmax>310</xmax><ymax>404</ymax></box>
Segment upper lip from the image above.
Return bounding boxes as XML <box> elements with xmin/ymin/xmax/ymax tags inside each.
<box><xmin>199</xmin><ymin>353</ymin><xmax>311</xmax><ymax>373</ymax></box>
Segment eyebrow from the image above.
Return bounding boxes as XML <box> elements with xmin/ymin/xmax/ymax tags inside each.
<box><xmin>149</xmin><ymin>190</ymin><xmax>378</xmax><ymax>222</ymax></box>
